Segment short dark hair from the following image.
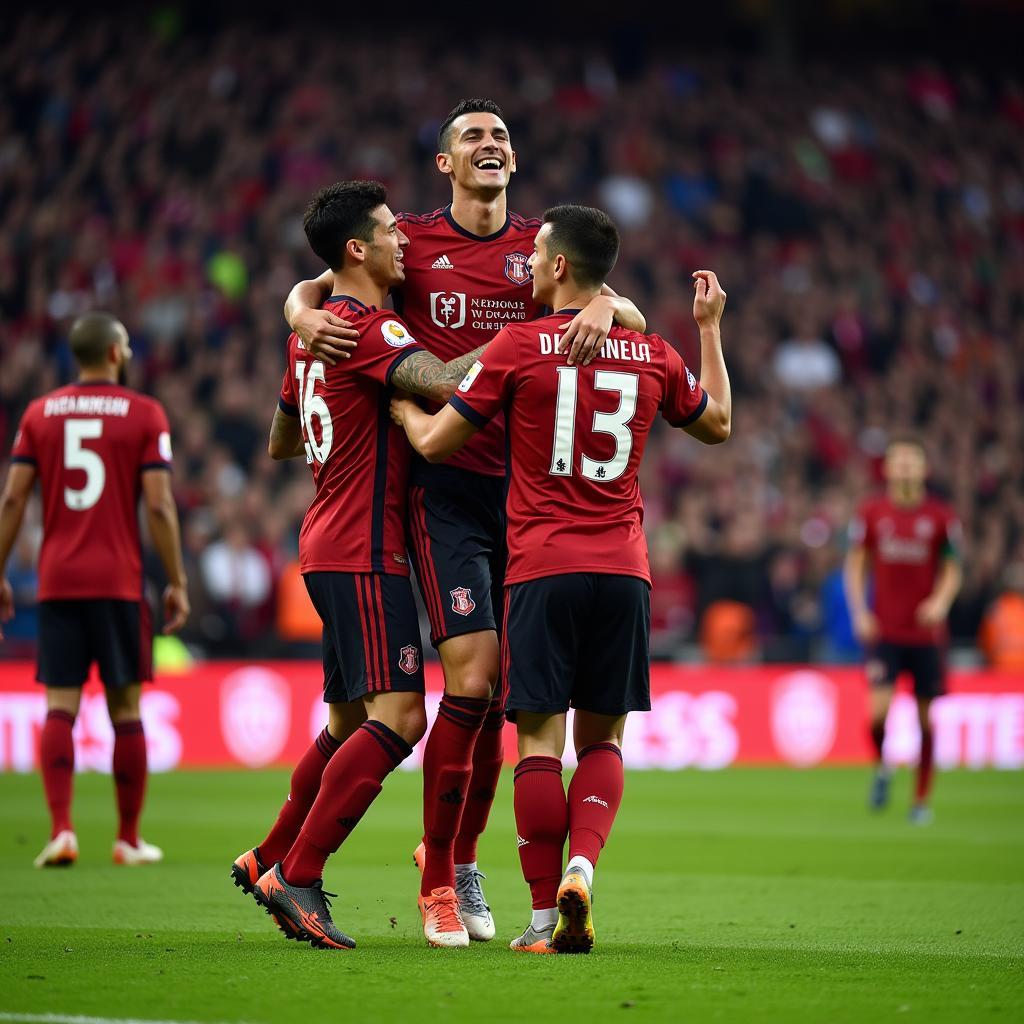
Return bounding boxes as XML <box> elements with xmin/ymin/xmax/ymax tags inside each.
<box><xmin>542</xmin><ymin>205</ymin><xmax>620</xmax><ymax>288</ymax></box>
<box><xmin>303</xmin><ymin>180</ymin><xmax>387</xmax><ymax>270</ymax></box>
<box><xmin>69</xmin><ymin>312</ymin><xmax>124</xmax><ymax>368</ymax></box>
<box><xmin>437</xmin><ymin>98</ymin><xmax>506</xmax><ymax>153</ymax></box>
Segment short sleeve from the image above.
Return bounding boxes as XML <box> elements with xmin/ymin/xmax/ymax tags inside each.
<box><xmin>355</xmin><ymin>315</ymin><xmax>423</xmax><ymax>386</ymax></box>
<box><xmin>140</xmin><ymin>400</ymin><xmax>173</xmax><ymax>470</ymax></box>
<box><xmin>279</xmin><ymin>343</ymin><xmax>299</xmax><ymax>417</ymax></box>
<box><xmin>942</xmin><ymin>508</ymin><xmax>963</xmax><ymax>558</ymax></box>
<box><xmin>660</xmin><ymin>340</ymin><xmax>708</xmax><ymax>427</ymax></box>
<box><xmin>10</xmin><ymin>407</ymin><xmax>38</xmax><ymax>465</ymax></box>
<box><xmin>447</xmin><ymin>327</ymin><xmax>518</xmax><ymax>428</ymax></box>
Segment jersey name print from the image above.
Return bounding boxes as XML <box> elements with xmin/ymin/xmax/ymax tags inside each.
<box><xmin>447</xmin><ymin>311</ymin><xmax>707</xmax><ymax>585</ymax></box>
<box><xmin>10</xmin><ymin>382</ymin><xmax>172</xmax><ymax>601</ymax></box>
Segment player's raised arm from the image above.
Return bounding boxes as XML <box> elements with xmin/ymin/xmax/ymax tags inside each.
<box><xmin>140</xmin><ymin>469</ymin><xmax>190</xmax><ymax>634</ymax></box>
<box><xmin>559</xmin><ymin>285</ymin><xmax>647</xmax><ymax>368</ymax></box>
<box><xmin>390</xmin><ymin>398</ymin><xmax>479</xmax><ymax>463</ymax></box>
<box><xmin>284</xmin><ymin>268</ymin><xmax>359</xmax><ymax>366</ymax></box>
<box><xmin>0</xmin><ymin>462</ymin><xmax>37</xmax><ymax>640</ymax></box>
<box><xmin>681</xmin><ymin>271</ymin><xmax>731</xmax><ymax>444</ymax></box>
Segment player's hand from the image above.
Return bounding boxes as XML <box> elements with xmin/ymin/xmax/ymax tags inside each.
<box><xmin>294</xmin><ymin>309</ymin><xmax>359</xmax><ymax>366</ymax></box>
<box><xmin>559</xmin><ymin>295</ymin><xmax>616</xmax><ymax>367</ymax></box>
<box><xmin>389</xmin><ymin>395</ymin><xmax>415</xmax><ymax>427</ymax></box>
<box><xmin>0</xmin><ymin>577</ymin><xmax>13</xmax><ymax>641</ymax></box>
<box><xmin>915</xmin><ymin>595</ymin><xmax>948</xmax><ymax>628</ymax></box>
<box><xmin>692</xmin><ymin>271</ymin><xmax>726</xmax><ymax>329</ymax></box>
<box><xmin>162</xmin><ymin>583</ymin><xmax>190</xmax><ymax>635</ymax></box>
<box><xmin>852</xmin><ymin>609</ymin><xmax>879</xmax><ymax>645</ymax></box>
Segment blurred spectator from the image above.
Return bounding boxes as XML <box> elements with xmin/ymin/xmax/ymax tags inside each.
<box><xmin>978</xmin><ymin>561</ymin><xmax>1024</xmax><ymax>671</ymax></box>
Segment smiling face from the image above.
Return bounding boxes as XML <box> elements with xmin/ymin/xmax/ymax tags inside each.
<box><xmin>359</xmin><ymin>205</ymin><xmax>409</xmax><ymax>288</ymax></box>
<box><xmin>437</xmin><ymin>112</ymin><xmax>516</xmax><ymax>195</ymax></box>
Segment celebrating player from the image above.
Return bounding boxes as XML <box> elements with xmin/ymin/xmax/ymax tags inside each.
<box><xmin>390</xmin><ymin>205</ymin><xmax>732</xmax><ymax>953</ymax></box>
<box><xmin>233</xmin><ymin>180</ymin><xmax>498</xmax><ymax>950</ymax></box>
<box><xmin>0</xmin><ymin>312</ymin><xmax>189</xmax><ymax>868</ymax></box>
<box><xmin>844</xmin><ymin>436</ymin><xmax>962</xmax><ymax>824</ymax></box>
<box><xmin>284</xmin><ymin>99</ymin><xmax>649</xmax><ymax>945</ymax></box>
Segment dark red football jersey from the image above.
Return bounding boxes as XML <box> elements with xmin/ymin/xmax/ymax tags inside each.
<box><xmin>9</xmin><ymin>382</ymin><xmax>172</xmax><ymax>601</ymax></box>
<box><xmin>447</xmin><ymin>310</ymin><xmax>708</xmax><ymax>585</ymax></box>
<box><xmin>279</xmin><ymin>295</ymin><xmax>423</xmax><ymax>576</ymax></box>
<box><xmin>849</xmin><ymin>495</ymin><xmax>961</xmax><ymax>644</ymax></box>
<box><xmin>395</xmin><ymin>207</ymin><xmax>544</xmax><ymax>477</ymax></box>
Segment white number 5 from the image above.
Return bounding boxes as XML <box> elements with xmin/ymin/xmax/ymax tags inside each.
<box><xmin>64</xmin><ymin>419</ymin><xmax>105</xmax><ymax>510</ymax></box>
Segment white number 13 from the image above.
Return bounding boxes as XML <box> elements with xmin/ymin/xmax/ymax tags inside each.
<box><xmin>549</xmin><ymin>367</ymin><xmax>639</xmax><ymax>482</ymax></box>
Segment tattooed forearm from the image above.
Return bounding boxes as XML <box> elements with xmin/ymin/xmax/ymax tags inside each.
<box><xmin>444</xmin><ymin>345</ymin><xmax>487</xmax><ymax>381</ymax></box>
<box><xmin>268</xmin><ymin>408</ymin><xmax>306</xmax><ymax>460</ymax></box>
<box><xmin>392</xmin><ymin>344</ymin><xmax>490</xmax><ymax>403</ymax></box>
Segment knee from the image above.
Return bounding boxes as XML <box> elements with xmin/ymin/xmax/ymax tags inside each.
<box><xmin>391</xmin><ymin>707</ymin><xmax>427</xmax><ymax>748</ymax></box>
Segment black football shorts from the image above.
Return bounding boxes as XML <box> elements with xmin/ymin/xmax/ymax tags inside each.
<box><xmin>866</xmin><ymin>641</ymin><xmax>946</xmax><ymax>700</ymax></box>
<box><xmin>502</xmin><ymin>572</ymin><xmax>651</xmax><ymax>720</ymax></box>
<box><xmin>37</xmin><ymin>598</ymin><xmax>153</xmax><ymax>688</ymax></box>
<box><xmin>304</xmin><ymin>571</ymin><xmax>425</xmax><ymax>703</ymax></box>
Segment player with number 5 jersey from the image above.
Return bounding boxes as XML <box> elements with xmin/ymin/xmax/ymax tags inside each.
<box><xmin>390</xmin><ymin>205</ymin><xmax>731</xmax><ymax>954</ymax></box>
<box><xmin>1</xmin><ymin>311</ymin><xmax>190</xmax><ymax>870</ymax></box>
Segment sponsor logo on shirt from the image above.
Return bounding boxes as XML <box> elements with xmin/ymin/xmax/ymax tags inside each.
<box><xmin>457</xmin><ymin>361</ymin><xmax>484</xmax><ymax>393</ymax></box>
<box><xmin>431</xmin><ymin>254</ymin><xmax>455</xmax><ymax>269</ymax></box>
<box><xmin>430</xmin><ymin>291</ymin><xmax>467</xmax><ymax>330</ymax></box>
<box><xmin>381</xmin><ymin>319</ymin><xmax>417</xmax><ymax>348</ymax></box>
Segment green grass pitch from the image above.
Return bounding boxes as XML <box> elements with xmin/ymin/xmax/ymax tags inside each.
<box><xmin>1</xmin><ymin>766</ymin><xmax>1022</xmax><ymax>1023</ymax></box>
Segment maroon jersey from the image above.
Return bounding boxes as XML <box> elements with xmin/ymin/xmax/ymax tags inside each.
<box><xmin>850</xmin><ymin>495</ymin><xmax>961</xmax><ymax>644</ymax></box>
<box><xmin>395</xmin><ymin>207</ymin><xmax>544</xmax><ymax>478</ymax></box>
<box><xmin>447</xmin><ymin>310</ymin><xmax>708</xmax><ymax>585</ymax></box>
<box><xmin>9</xmin><ymin>382</ymin><xmax>172</xmax><ymax>602</ymax></box>
<box><xmin>279</xmin><ymin>295</ymin><xmax>423</xmax><ymax>576</ymax></box>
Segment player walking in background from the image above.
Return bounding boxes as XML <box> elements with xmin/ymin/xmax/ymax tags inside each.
<box><xmin>284</xmin><ymin>100</ymin><xmax>648</xmax><ymax>944</ymax></box>
<box><xmin>0</xmin><ymin>313</ymin><xmax>189</xmax><ymax>867</ymax></box>
<box><xmin>234</xmin><ymin>181</ymin><xmax>497</xmax><ymax>950</ymax></box>
<box><xmin>390</xmin><ymin>205</ymin><xmax>731</xmax><ymax>953</ymax></box>
<box><xmin>845</xmin><ymin>436</ymin><xmax>963</xmax><ymax>825</ymax></box>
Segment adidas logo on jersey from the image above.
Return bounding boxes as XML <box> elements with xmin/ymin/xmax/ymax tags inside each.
<box><xmin>432</xmin><ymin>254</ymin><xmax>455</xmax><ymax>269</ymax></box>
<box><xmin>583</xmin><ymin>795</ymin><xmax>609</xmax><ymax>808</ymax></box>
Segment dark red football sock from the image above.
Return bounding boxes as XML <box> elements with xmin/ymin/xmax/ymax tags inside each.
<box><xmin>870</xmin><ymin>721</ymin><xmax>886</xmax><ymax>761</ymax></box>
<box><xmin>567</xmin><ymin>742</ymin><xmax>624</xmax><ymax>867</ymax></box>
<box><xmin>421</xmin><ymin>694</ymin><xmax>489</xmax><ymax>895</ymax></box>
<box><xmin>453</xmin><ymin>700</ymin><xmax>505</xmax><ymax>866</ymax></box>
<box><xmin>513</xmin><ymin>756</ymin><xmax>568</xmax><ymax>910</ymax></box>
<box><xmin>282</xmin><ymin>721</ymin><xmax>412</xmax><ymax>887</ymax></box>
<box><xmin>113</xmin><ymin>720</ymin><xmax>148</xmax><ymax>846</ymax></box>
<box><xmin>40</xmin><ymin>710</ymin><xmax>75</xmax><ymax>838</ymax></box>
<box><xmin>916</xmin><ymin>728</ymin><xmax>935</xmax><ymax>803</ymax></box>
<box><xmin>257</xmin><ymin>726</ymin><xmax>342</xmax><ymax>865</ymax></box>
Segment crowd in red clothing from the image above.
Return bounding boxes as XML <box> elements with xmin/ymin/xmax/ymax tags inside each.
<box><xmin>2</xmin><ymin>14</ymin><xmax>1022</xmax><ymax>658</ymax></box>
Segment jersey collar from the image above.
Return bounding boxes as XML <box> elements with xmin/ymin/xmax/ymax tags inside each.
<box><xmin>555</xmin><ymin>308</ymin><xmax>583</xmax><ymax>316</ymax></box>
<box><xmin>327</xmin><ymin>294</ymin><xmax>375</xmax><ymax>312</ymax></box>
<box><xmin>443</xmin><ymin>205</ymin><xmax>511</xmax><ymax>242</ymax></box>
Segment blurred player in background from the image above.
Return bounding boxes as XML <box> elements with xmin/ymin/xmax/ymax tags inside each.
<box><xmin>390</xmin><ymin>205</ymin><xmax>731</xmax><ymax>953</ymax></box>
<box><xmin>234</xmin><ymin>181</ymin><xmax>499</xmax><ymax>950</ymax></box>
<box><xmin>845</xmin><ymin>436</ymin><xmax>962</xmax><ymax>825</ymax></box>
<box><xmin>0</xmin><ymin>312</ymin><xmax>189</xmax><ymax>867</ymax></box>
<box><xmin>284</xmin><ymin>99</ymin><xmax>647</xmax><ymax>944</ymax></box>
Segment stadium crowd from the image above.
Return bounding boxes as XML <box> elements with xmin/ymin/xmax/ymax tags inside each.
<box><xmin>2</xmin><ymin>14</ymin><xmax>1023</xmax><ymax>661</ymax></box>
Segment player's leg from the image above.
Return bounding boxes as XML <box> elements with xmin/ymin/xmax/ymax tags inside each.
<box><xmin>865</xmin><ymin>643</ymin><xmax>899</xmax><ymax>810</ymax></box>
<box><xmin>408</xmin><ymin>478</ymin><xmax>501</xmax><ymax>935</ymax></box>
<box><xmin>505</xmin><ymin>575</ymin><xmax>585</xmax><ymax>954</ymax></box>
<box><xmin>909</xmin><ymin>645</ymin><xmax>944</xmax><ymax>824</ymax></box>
<box><xmin>34</xmin><ymin>600</ymin><xmax>89</xmax><ymax>867</ymax></box>
<box><xmin>553</xmin><ymin>575</ymin><xmax>650</xmax><ymax>954</ymax></box>
<box><xmin>510</xmin><ymin>711</ymin><xmax>567</xmax><ymax>954</ymax></box>
<box><xmin>233</xmin><ymin>699</ymin><xmax>366</xmax><ymax>894</ymax></box>
<box><xmin>255</xmin><ymin>572</ymin><xmax>425</xmax><ymax>949</ymax></box>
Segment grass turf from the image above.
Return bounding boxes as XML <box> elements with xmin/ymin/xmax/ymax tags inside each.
<box><xmin>0</xmin><ymin>766</ymin><xmax>1021</xmax><ymax>1023</ymax></box>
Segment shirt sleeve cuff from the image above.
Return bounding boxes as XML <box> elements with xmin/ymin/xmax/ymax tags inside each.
<box><xmin>669</xmin><ymin>389</ymin><xmax>708</xmax><ymax>428</ymax></box>
<box><xmin>9</xmin><ymin>455</ymin><xmax>36</xmax><ymax>465</ymax></box>
<box><xmin>448</xmin><ymin>394</ymin><xmax>491</xmax><ymax>429</ymax></box>
<box><xmin>385</xmin><ymin>346</ymin><xmax>423</xmax><ymax>384</ymax></box>
<box><xmin>278</xmin><ymin>397</ymin><xmax>300</xmax><ymax>417</ymax></box>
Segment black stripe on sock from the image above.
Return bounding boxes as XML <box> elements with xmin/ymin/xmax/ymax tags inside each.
<box><xmin>576</xmin><ymin>742</ymin><xmax>622</xmax><ymax>762</ymax></box>
<box><xmin>361</xmin><ymin>720</ymin><xmax>414</xmax><ymax>767</ymax></box>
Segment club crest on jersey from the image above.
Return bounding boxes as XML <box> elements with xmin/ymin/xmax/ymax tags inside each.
<box><xmin>915</xmin><ymin>517</ymin><xmax>935</xmax><ymax>538</ymax></box>
<box><xmin>381</xmin><ymin>319</ymin><xmax>416</xmax><ymax>348</ymax></box>
<box><xmin>687</xmin><ymin>369</ymin><xmax>697</xmax><ymax>392</ymax></box>
<box><xmin>450</xmin><ymin>587</ymin><xmax>476</xmax><ymax>616</ymax></box>
<box><xmin>399</xmin><ymin>645</ymin><xmax>420</xmax><ymax>676</ymax></box>
<box><xmin>430</xmin><ymin>291</ymin><xmax>466</xmax><ymax>330</ymax></box>
<box><xmin>504</xmin><ymin>251</ymin><xmax>532</xmax><ymax>286</ymax></box>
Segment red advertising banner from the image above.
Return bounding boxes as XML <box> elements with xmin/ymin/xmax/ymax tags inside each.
<box><xmin>0</xmin><ymin>661</ymin><xmax>1021</xmax><ymax>773</ymax></box>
